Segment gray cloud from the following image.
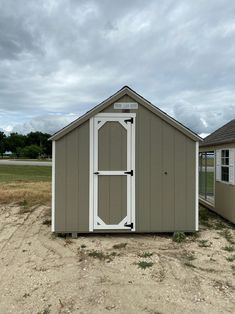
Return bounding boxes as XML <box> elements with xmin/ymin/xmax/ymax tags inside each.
<box><xmin>0</xmin><ymin>0</ymin><xmax>235</xmax><ymax>135</ymax></box>
<box><xmin>12</xmin><ymin>113</ymin><xmax>80</xmax><ymax>135</ymax></box>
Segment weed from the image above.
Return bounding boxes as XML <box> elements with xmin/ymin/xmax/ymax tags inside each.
<box><xmin>137</xmin><ymin>261</ymin><xmax>154</xmax><ymax>269</ymax></box>
<box><xmin>37</xmin><ymin>305</ymin><xmax>51</xmax><ymax>314</ymax></box>
<box><xmin>113</xmin><ymin>243</ymin><xmax>127</xmax><ymax>249</ymax></box>
<box><xmin>18</xmin><ymin>199</ymin><xmax>32</xmax><ymax>214</ymax></box>
<box><xmin>80</xmin><ymin>244</ymin><xmax>86</xmax><ymax>249</ymax></box>
<box><xmin>198</xmin><ymin>239</ymin><xmax>211</xmax><ymax>248</ymax></box>
<box><xmin>88</xmin><ymin>250</ymin><xmax>116</xmax><ymax>261</ymax></box>
<box><xmin>19</xmin><ymin>198</ymin><xmax>29</xmax><ymax>208</ymax></box>
<box><xmin>226</xmin><ymin>255</ymin><xmax>235</xmax><ymax>262</ymax></box>
<box><xmin>223</xmin><ymin>245</ymin><xmax>235</xmax><ymax>252</ymax></box>
<box><xmin>172</xmin><ymin>232</ymin><xmax>186</xmax><ymax>243</ymax></box>
<box><xmin>219</xmin><ymin>229</ymin><xmax>235</xmax><ymax>244</ymax></box>
<box><xmin>214</xmin><ymin>221</ymin><xmax>228</xmax><ymax>230</ymax></box>
<box><xmin>88</xmin><ymin>250</ymin><xmax>106</xmax><ymax>260</ymax></box>
<box><xmin>138</xmin><ymin>252</ymin><xmax>153</xmax><ymax>258</ymax></box>
<box><xmin>110</xmin><ymin>251</ymin><xmax>118</xmax><ymax>257</ymax></box>
<box><xmin>199</xmin><ymin>207</ymin><xmax>214</xmax><ymax>228</ymax></box>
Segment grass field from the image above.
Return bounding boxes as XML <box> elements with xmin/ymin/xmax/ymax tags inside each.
<box><xmin>0</xmin><ymin>165</ymin><xmax>51</xmax><ymax>206</ymax></box>
<box><xmin>199</xmin><ymin>171</ymin><xmax>214</xmax><ymax>194</ymax></box>
<box><xmin>200</xmin><ymin>158</ymin><xmax>214</xmax><ymax>167</ymax></box>
<box><xmin>0</xmin><ymin>165</ymin><xmax>51</xmax><ymax>183</ymax></box>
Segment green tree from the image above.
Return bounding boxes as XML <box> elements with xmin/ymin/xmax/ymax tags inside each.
<box><xmin>5</xmin><ymin>133</ymin><xmax>26</xmax><ymax>157</ymax></box>
<box><xmin>26</xmin><ymin>132</ymin><xmax>52</xmax><ymax>157</ymax></box>
<box><xmin>0</xmin><ymin>131</ymin><xmax>6</xmax><ymax>157</ymax></box>
<box><xmin>20</xmin><ymin>145</ymin><xmax>43</xmax><ymax>159</ymax></box>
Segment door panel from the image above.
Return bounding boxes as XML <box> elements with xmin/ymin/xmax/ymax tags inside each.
<box><xmin>98</xmin><ymin>121</ymin><xmax>127</xmax><ymax>171</ymax></box>
<box><xmin>90</xmin><ymin>113</ymin><xmax>135</xmax><ymax>231</ymax></box>
<box><xmin>98</xmin><ymin>176</ymin><xmax>127</xmax><ymax>225</ymax></box>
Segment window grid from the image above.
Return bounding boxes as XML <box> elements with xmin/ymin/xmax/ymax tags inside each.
<box><xmin>221</xmin><ymin>149</ymin><xmax>229</xmax><ymax>182</ymax></box>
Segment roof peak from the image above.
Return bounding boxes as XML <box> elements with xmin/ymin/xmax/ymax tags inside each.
<box><xmin>50</xmin><ymin>86</ymin><xmax>201</xmax><ymax>142</ymax></box>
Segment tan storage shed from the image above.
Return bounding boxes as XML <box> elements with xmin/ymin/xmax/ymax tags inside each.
<box><xmin>200</xmin><ymin>119</ymin><xmax>235</xmax><ymax>224</ymax></box>
<box><xmin>50</xmin><ymin>86</ymin><xmax>201</xmax><ymax>234</ymax></box>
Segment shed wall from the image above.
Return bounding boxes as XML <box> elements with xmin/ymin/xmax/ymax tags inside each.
<box><xmin>200</xmin><ymin>143</ymin><xmax>235</xmax><ymax>224</ymax></box>
<box><xmin>54</xmin><ymin>94</ymin><xmax>197</xmax><ymax>232</ymax></box>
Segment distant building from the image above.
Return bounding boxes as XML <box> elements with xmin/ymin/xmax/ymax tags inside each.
<box><xmin>199</xmin><ymin>119</ymin><xmax>235</xmax><ymax>223</ymax></box>
<box><xmin>3</xmin><ymin>151</ymin><xmax>13</xmax><ymax>156</ymax></box>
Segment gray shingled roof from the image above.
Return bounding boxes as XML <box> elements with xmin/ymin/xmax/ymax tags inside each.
<box><xmin>200</xmin><ymin>119</ymin><xmax>235</xmax><ymax>147</ymax></box>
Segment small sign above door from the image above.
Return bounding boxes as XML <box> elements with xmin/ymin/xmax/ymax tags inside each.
<box><xmin>114</xmin><ymin>102</ymin><xmax>138</xmax><ymax>110</ymax></box>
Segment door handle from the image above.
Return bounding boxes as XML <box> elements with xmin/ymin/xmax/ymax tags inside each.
<box><xmin>94</xmin><ymin>172</ymin><xmax>99</xmax><ymax>175</ymax></box>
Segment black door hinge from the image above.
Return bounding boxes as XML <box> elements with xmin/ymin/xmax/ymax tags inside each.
<box><xmin>124</xmin><ymin>170</ymin><xmax>133</xmax><ymax>176</ymax></box>
<box><xmin>124</xmin><ymin>222</ymin><xmax>133</xmax><ymax>229</ymax></box>
<box><xmin>94</xmin><ymin>172</ymin><xmax>99</xmax><ymax>175</ymax></box>
<box><xmin>124</xmin><ymin>117</ymin><xmax>133</xmax><ymax>124</ymax></box>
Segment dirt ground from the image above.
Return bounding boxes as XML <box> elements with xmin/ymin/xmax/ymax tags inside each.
<box><xmin>0</xmin><ymin>205</ymin><xmax>234</xmax><ymax>314</ymax></box>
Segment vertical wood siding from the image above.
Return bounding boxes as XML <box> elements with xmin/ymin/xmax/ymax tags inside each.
<box><xmin>54</xmin><ymin>94</ymin><xmax>196</xmax><ymax>232</ymax></box>
<box><xmin>54</xmin><ymin>122</ymin><xmax>89</xmax><ymax>232</ymax></box>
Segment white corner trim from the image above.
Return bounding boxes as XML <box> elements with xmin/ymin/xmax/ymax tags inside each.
<box><xmin>51</xmin><ymin>141</ymin><xmax>55</xmax><ymax>232</ymax></box>
<box><xmin>195</xmin><ymin>141</ymin><xmax>199</xmax><ymax>231</ymax></box>
<box><xmin>89</xmin><ymin>117</ymin><xmax>94</xmax><ymax>231</ymax></box>
<box><xmin>131</xmin><ymin>115</ymin><xmax>136</xmax><ymax>231</ymax></box>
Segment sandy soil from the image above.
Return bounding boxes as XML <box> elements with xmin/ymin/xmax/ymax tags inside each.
<box><xmin>0</xmin><ymin>205</ymin><xmax>234</xmax><ymax>314</ymax></box>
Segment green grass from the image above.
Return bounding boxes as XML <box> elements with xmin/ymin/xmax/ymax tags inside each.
<box><xmin>198</xmin><ymin>239</ymin><xmax>212</xmax><ymax>248</ymax></box>
<box><xmin>226</xmin><ymin>255</ymin><xmax>235</xmax><ymax>262</ymax></box>
<box><xmin>172</xmin><ymin>232</ymin><xmax>186</xmax><ymax>243</ymax></box>
<box><xmin>88</xmin><ymin>250</ymin><xmax>117</xmax><ymax>261</ymax></box>
<box><xmin>0</xmin><ymin>165</ymin><xmax>51</xmax><ymax>183</ymax></box>
<box><xmin>223</xmin><ymin>245</ymin><xmax>235</xmax><ymax>252</ymax></box>
<box><xmin>136</xmin><ymin>261</ymin><xmax>154</xmax><ymax>269</ymax></box>
<box><xmin>200</xmin><ymin>158</ymin><xmax>214</xmax><ymax>167</ymax></box>
<box><xmin>199</xmin><ymin>172</ymin><xmax>214</xmax><ymax>195</ymax></box>
<box><xmin>219</xmin><ymin>229</ymin><xmax>235</xmax><ymax>244</ymax></box>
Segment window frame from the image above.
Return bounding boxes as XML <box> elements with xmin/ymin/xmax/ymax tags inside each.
<box><xmin>221</xmin><ymin>149</ymin><xmax>230</xmax><ymax>183</ymax></box>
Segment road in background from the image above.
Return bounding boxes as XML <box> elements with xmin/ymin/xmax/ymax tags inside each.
<box><xmin>0</xmin><ymin>160</ymin><xmax>52</xmax><ymax>166</ymax></box>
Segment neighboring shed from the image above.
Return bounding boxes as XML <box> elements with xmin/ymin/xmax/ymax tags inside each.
<box><xmin>49</xmin><ymin>86</ymin><xmax>201</xmax><ymax>234</ymax></box>
<box><xmin>200</xmin><ymin>119</ymin><xmax>235</xmax><ymax>224</ymax></box>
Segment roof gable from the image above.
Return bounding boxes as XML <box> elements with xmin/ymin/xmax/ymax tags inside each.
<box><xmin>49</xmin><ymin>86</ymin><xmax>201</xmax><ymax>142</ymax></box>
<box><xmin>200</xmin><ymin>119</ymin><xmax>235</xmax><ymax>147</ymax></box>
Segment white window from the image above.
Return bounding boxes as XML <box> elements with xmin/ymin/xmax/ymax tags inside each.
<box><xmin>216</xmin><ymin>148</ymin><xmax>235</xmax><ymax>184</ymax></box>
<box><xmin>221</xmin><ymin>150</ymin><xmax>229</xmax><ymax>182</ymax></box>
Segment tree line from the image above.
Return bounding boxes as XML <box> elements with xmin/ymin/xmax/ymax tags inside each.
<box><xmin>0</xmin><ymin>131</ymin><xmax>52</xmax><ymax>159</ymax></box>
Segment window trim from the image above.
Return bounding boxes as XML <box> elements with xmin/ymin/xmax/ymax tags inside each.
<box><xmin>221</xmin><ymin>149</ymin><xmax>230</xmax><ymax>183</ymax></box>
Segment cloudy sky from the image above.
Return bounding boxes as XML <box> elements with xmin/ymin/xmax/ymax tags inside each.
<box><xmin>1</xmin><ymin>0</ymin><xmax>235</xmax><ymax>137</ymax></box>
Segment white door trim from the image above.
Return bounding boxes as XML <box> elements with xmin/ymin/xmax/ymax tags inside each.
<box><xmin>89</xmin><ymin>113</ymin><xmax>136</xmax><ymax>231</ymax></box>
<box><xmin>51</xmin><ymin>140</ymin><xmax>56</xmax><ymax>232</ymax></box>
